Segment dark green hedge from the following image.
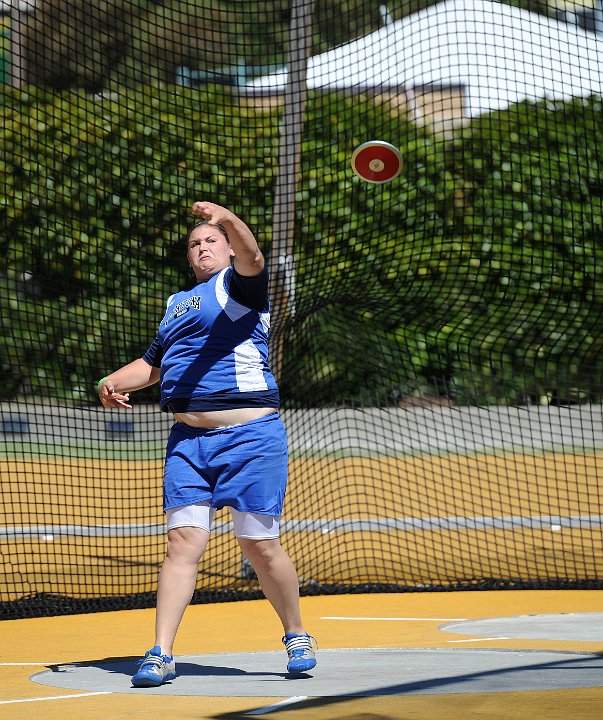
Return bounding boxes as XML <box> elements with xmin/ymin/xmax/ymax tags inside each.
<box><xmin>0</xmin><ymin>84</ymin><xmax>281</xmax><ymax>402</ymax></box>
<box><xmin>280</xmin><ymin>94</ymin><xmax>603</xmax><ymax>406</ymax></box>
<box><xmin>1</xmin><ymin>84</ymin><xmax>602</xmax><ymax>407</ymax></box>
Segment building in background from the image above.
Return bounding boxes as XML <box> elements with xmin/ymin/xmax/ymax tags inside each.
<box><xmin>245</xmin><ymin>0</ymin><xmax>603</xmax><ymax>128</ymax></box>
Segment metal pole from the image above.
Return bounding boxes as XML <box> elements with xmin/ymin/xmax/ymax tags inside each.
<box><xmin>9</xmin><ymin>1</ymin><xmax>29</xmax><ymax>88</ymax></box>
<box><xmin>269</xmin><ymin>0</ymin><xmax>316</xmax><ymax>382</ymax></box>
<box><xmin>594</xmin><ymin>0</ymin><xmax>603</xmax><ymax>36</ymax></box>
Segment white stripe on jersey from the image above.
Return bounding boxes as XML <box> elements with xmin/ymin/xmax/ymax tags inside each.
<box><xmin>259</xmin><ymin>311</ymin><xmax>270</xmax><ymax>334</ymax></box>
<box><xmin>215</xmin><ymin>268</ymin><xmax>252</xmax><ymax>321</ymax></box>
<box><xmin>234</xmin><ymin>339</ymin><xmax>269</xmax><ymax>391</ymax></box>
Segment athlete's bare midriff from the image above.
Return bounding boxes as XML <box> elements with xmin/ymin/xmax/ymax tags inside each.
<box><xmin>174</xmin><ymin>407</ymin><xmax>277</xmax><ymax>428</ymax></box>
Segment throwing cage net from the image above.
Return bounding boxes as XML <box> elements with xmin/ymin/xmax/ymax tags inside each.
<box><xmin>1</xmin><ymin>0</ymin><xmax>602</xmax><ymax>619</ymax></box>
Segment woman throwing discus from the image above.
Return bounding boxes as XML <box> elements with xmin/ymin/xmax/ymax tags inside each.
<box><xmin>98</xmin><ymin>201</ymin><xmax>316</xmax><ymax>687</ymax></box>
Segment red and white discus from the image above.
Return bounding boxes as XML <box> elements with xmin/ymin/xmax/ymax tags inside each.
<box><xmin>351</xmin><ymin>141</ymin><xmax>403</xmax><ymax>183</ymax></box>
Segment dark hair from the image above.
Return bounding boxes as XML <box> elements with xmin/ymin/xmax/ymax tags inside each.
<box><xmin>187</xmin><ymin>218</ymin><xmax>230</xmax><ymax>243</ymax></box>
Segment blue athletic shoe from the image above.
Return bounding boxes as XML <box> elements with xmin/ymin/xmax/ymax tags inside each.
<box><xmin>131</xmin><ymin>646</ymin><xmax>176</xmax><ymax>687</ymax></box>
<box><xmin>282</xmin><ymin>632</ymin><xmax>317</xmax><ymax>673</ymax></box>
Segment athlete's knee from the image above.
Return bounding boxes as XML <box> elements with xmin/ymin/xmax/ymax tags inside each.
<box><xmin>238</xmin><ymin>537</ymin><xmax>282</xmax><ymax>565</ymax></box>
<box><xmin>166</xmin><ymin>526</ymin><xmax>207</xmax><ymax>563</ymax></box>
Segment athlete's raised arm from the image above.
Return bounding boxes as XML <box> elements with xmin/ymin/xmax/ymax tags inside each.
<box><xmin>191</xmin><ymin>201</ymin><xmax>264</xmax><ymax>277</ymax></box>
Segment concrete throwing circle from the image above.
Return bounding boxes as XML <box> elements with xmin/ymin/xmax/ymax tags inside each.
<box><xmin>31</xmin><ymin>649</ymin><xmax>603</xmax><ymax>697</ymax></box>
<box><xmin>439</xmin><ymin>613</ymin><xmax>603</xmax><ymax>642</ymax></box>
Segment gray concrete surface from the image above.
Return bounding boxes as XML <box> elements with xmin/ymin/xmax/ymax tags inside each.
<box><xmin>440</xmin><ymin>613</ymin><xmax>603</xmax><ymax>642</ymax></box>
<box><xmin>31</xmin><ymin>648</ymin><xmax>603</xmax><ymax>697</ymax></box>
<box><xmin>2</xmin><ymin>402</ymin><xmax>603</xmax><ymax>456</ymax></box>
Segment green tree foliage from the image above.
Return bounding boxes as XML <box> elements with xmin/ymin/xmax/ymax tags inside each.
<box><xmin>23</xmin><ymin>0</ymin><xmax>245</xmax><ymax>91</ymax></box>
<box><xmin>443</xmin><ymin>98</ymin><xmax>603</xmax><ymax>404</ymax></box>
<box><xmin>281</xmin><ymin>93</ymin><xmax>603</xmax><ymax>407</ymax></box>
<box><xmin>1</xmin><ymin>85</ymin><xmax>602</xmax><ymax>407</ymax></box>
<box><xmin>0</xmin><ymin>83</ymin><xmax>280</xmax><ymax>402</ymax></box>
<box><xmin>20</xmin><ymin>1</ymin><xmax>557</xmax><ymax>91</ymax></box>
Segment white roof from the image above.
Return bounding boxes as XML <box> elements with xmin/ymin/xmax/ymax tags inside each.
<box><xmin>247</xmin><ymin>0</ymin><xmax>603</xmax><ymax>117</ymax></box>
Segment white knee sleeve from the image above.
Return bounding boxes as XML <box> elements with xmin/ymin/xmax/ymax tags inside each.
<box><xmin>165</xmin><ymin>502</ymin><xmax>279</xmax><ymax>539</ymax></box>
<box><xmin>166</xmin><ymin>501</ymin><xmax>215</xmax><ymax>533</ymax></box>
<box><xmin>230</xmin><ymin>508</ymin><xmax>280</xmax><ymax>539</ymax></box>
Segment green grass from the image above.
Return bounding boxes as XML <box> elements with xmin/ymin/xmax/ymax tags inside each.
<box><xmin>0</xmin><ymin>440</ymin><xmax>166</xmax><ymax>460</ymax></box>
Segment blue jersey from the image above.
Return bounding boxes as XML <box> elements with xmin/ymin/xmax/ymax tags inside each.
<box><xmin>143</xmin><ymin>266</ymin><xmax>280</xmax><ymax>412</ymax></box>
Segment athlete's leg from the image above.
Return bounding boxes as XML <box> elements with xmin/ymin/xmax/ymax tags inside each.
<box><xmin>154</xmin><ymin>503</ymin><xmax>213</xmax><ymax>656</ymax></box>
<box><xmin>237</xmin><ymin>535</ymin><xmax>305</xmax><ymax>635</ymax></box>
<box><xmin>210</xmin><ymin>418</ymin><xmax>309</xmax><ymax>634</ymax></box>
<box><xmin>233</xmin><ymin>511</ymin><xmax>316</xmax><ymax>672</ymax></box>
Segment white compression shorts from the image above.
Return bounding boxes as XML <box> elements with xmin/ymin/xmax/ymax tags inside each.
<box><xmin>166</xmin><ymin>501</ymin><xmax>280</xmax><ymax>540</ymax></box>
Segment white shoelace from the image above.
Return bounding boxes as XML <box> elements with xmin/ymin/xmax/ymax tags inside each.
<box><xmin>138</xmin><ymin>655</ymin><xmax>165</xmax><ymax>671</ymax></box>
<box><xmin>284</xmin><ymin>634</ymin><xmax>317</xmax><ymax>655</ymax></box>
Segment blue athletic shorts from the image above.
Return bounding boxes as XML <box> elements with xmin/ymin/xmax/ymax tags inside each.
<box><xmin>163</xmin><ymin>413</ymin><xmax>288</xmax><ymax>516</ymax></box>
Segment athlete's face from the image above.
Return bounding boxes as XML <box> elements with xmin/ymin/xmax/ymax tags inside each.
<box><xmin>187</xmin><ymin>224</ymin><xmax>234</xmax><ymax>282</ymax></box>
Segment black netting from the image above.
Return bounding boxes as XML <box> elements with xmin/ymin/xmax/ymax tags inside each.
<box><xmin>1</xmin><ymin>0</ymin><xmax>602</xmax><ymax>620</ymax></box>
